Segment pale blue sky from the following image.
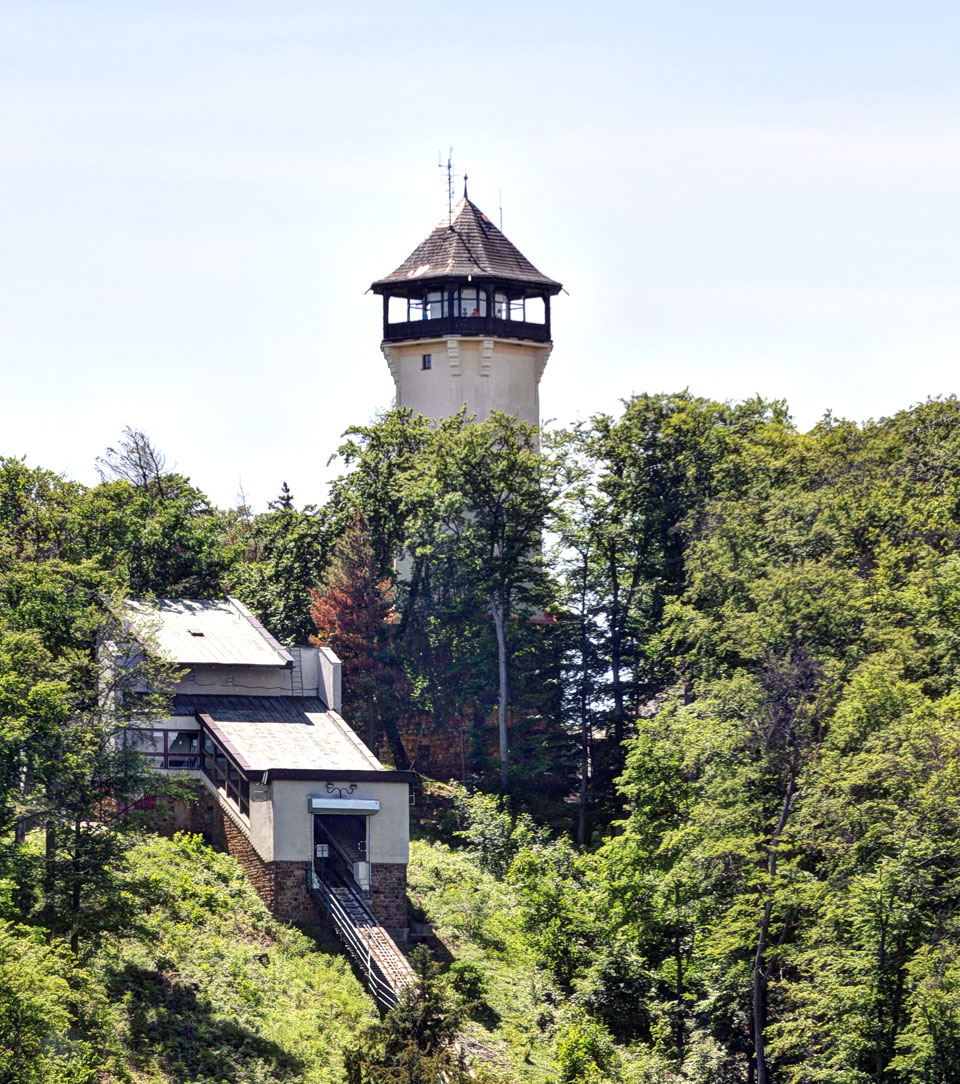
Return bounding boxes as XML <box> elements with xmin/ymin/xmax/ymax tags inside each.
<box><xmin>2</xmin><ymin>2</ymin><xmax>959</xmax><ymax>509</ymax></box>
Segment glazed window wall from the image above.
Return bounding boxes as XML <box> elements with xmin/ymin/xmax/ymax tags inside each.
<box><xmin>395</xmin><ymin>292</ymin><xmax>449</xmax><ymax>322</ymax></box>
<box><xmin>123</xmin><ymin>728</ymin><xmax>200</xmax><ymax>770</ymax></box>
<box><xmin>454</xmin><ymin>287</ymin><xmax>487</xmax><ymax>317</ymax></box>
<box><xmin>385</xmin><ymin>287</ymin><xmax>545</xmax><ymax>326</ymax></box>
<box><xmin>201</xmin><ymin>733</ymin><xmax>250</xmax><ymax>817</ymax></box>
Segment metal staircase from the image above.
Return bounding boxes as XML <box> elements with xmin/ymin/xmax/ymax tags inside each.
<box><xmin>306</xmin><ymin>867</ymin><xmax>415</xmax><ymax>1010</ymax></box>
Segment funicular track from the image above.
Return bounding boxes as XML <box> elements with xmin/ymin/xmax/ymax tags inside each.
<box><xmin>307</xmin><ymin>867</ymin><xmax>505</xmax><ymax>1068</ymax></box>
<box><xmin>307</xmin><ymin>867</ymin><xmax>415</xmax><ymax>1010</ymax></box>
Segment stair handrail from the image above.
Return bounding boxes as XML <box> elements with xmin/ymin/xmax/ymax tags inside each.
<box><xmin>307</xmin><ymin>868</ymin><xmax>400</xmax><ymax>1009</ymax></box>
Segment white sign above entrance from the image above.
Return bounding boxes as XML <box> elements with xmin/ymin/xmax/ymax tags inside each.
<box><xmin>308</xmin><ymin>796</ymin><xmax>380</xmax><ymax>814</ymax></box>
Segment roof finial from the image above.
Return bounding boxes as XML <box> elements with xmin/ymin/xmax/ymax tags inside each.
<box><xmin>463</xmin><ymin>172</ymin><xmax>469</xmax><ymax>200</ymax></box>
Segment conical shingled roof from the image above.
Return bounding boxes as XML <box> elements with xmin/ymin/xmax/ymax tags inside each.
<box><xmin>371</xmin><ymin>197</ymin><xmax>562</xmax><ymax>295</ymax></box>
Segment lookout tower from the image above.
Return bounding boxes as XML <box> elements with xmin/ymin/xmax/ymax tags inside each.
<box><xmin>370</xmin><ymin>191</ymin><xmax>562</xmax><ymax>428</ymax></box>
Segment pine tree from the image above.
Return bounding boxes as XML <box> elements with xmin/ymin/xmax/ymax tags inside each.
<box><xmin>310</xmin><ymin>513</ymin><xmax>409</xmax><ymax>766</ymax></box>
<box><xmin>344</xmin><ymin>947</ymin><xmax>471</xmax><ymax>1084</ymax></box>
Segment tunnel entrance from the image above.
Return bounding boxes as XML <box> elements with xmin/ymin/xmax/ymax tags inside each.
<box><xmin>313</xmin><ymin>813</ymin><xmax>370</xmax><ymax>890</ymax></box>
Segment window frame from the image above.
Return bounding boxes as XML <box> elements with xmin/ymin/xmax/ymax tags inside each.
<box><xmin>454</xmin><ymin>286</ymin><xmax>488</xmax><ymax>318</ymax></box>
<box><xmin>123</xmin><ymin>727</ymin><xmax>201</xmax><ymax>771</ymax></box>
<box><xmin>201</xmin><ymin>732</ymin><xmax>250</xmax><ymax>817</ymax></box>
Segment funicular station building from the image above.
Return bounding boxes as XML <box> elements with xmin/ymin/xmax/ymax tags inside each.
<box><xmin>123</xmin><ymin>597</ymin><xmax>412</xmax><ymax>952</ymax></box>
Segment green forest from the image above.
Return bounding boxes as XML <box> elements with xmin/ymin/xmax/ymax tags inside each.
<box><xmin>4</xmin><ymin>393</ymin><xmax>960</xmax><ymax>1082</ymax></box>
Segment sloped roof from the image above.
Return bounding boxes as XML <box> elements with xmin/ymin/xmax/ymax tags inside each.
<box><xmin>163</xmin><ymin>695</ymin><xmax>409</xmax><ymax>778</ymax></box>
<box><xmin>171</xmin><ymin>694</ymin><xmax>327</xmax><ymax>720</ymax></box>
<box><xmin>371</xmin><ymin>197</ymin><xmax>562</xmax><ymax>294</ymax></box>
<box><xmin>193</xmin><ymin>695</ymin><xmax>384</xmax><ymax>774</ymax></box>
<box><xmin>125</xmin><ymin>597</ymin><xmax>293</xmax><ymax>668</ymax></box>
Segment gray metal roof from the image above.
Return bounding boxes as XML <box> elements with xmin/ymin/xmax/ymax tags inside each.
<box><xmin>370</xmin><ymin>197</ymin><xmax>562</xmax><ymax>295</ymax></box>
<box><xmin>126</xmin><ymin>597</ymin><xmax>294</xmax><ymax>668</ymax></box>
<box><xmin>171</xmin><ymin>694</ymin><xmax>327</xmax><ymax>719</ymax></box>
<box><xmin>202</xmin><ymin>710</ymin><xmax>384</xmax><ymax>774</ymax></box>
<box><xmin>173</xmin><ymin>694</ymin><xmax>387</xmax><ymax>775</ymax></box>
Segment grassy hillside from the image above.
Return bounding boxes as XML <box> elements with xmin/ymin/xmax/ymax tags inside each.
<box><xmin>94</xmin><ymin>833</ymin><xmax>377</xmax><ymax>1084</ymax></box>
<box><xmin>406</xmin><ymin>837</ymin><xmax>563</xmax><ymax>1083</ymax></box>
<box><xmin>2</xmin><ymin>826</ymin><xmax>585</xmax><ymax>1082</ymax></box>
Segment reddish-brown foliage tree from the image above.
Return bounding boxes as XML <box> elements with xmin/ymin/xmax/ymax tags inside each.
<box><xmin>310</xmin><ymin>513</ymin><xmax>410</xmax><ymax>768</ymax></box>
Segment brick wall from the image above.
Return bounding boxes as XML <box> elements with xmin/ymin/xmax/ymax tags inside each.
<box><xmin>195</xmin><ymin>784</ymin><xmax>323</xmax><ymax>925</ymax></box>
<box><xmin>369</xmin><ymin>863</ymin><xmax>408</xmax><ymax>942</ymax></box>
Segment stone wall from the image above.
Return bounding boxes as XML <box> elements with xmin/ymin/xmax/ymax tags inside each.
<box><xmin>369</xmin><ymin>862</ymin><xmax>408</xmax><ymax>941</ymax></box>
<box><xmin>195</xmin><ymin>785</ymin><xmax>323</xmax><ymax>924</ymax></box>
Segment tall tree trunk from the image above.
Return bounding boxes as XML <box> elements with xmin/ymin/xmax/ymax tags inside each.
<box><xmin>381</xmin><ymin>716</ymin><xmax>410</xmax><ymax>771</ymax></box>
<box><xmin>14</xmin><ymin>762</ymin><xmax>28</xmax><ymax>844</ymax></box>
<box><xmin>491</xmin><ymin>593</ymin><xmax>509</xmax><ymax>792</ymax></box>
<box><xmin>44</xmin><ymin>822</ymin><xmax>56</xmax><ymax>895</ymax></box>
<box><xmin>577</xmin><ymin>609</ymin><xmax>591</xmax><ymax>848</ymax></box>
<box><xmin>608</xmin><ymin>553</ymin><xmax>625</xmax><ymax>747</ymax></box>
<box><xmin>753</xmin><ymin>897</ymin><xmax>774</xmax><ymax>1084</ymax></box>
<box><xmin>753</xmin><ymin>773</ymin><xmax>797</xmax><ymax>1084</ymax></box>
<box><xmin>70</xmin><ymin>816</ymin><xmax>82</xmax><ymax>956</ymax></box>
<box><xmin>674</xmin><ymin>881</ymin><xmax>686</xmax><ymax>1060</ymax></box>
<box><xmin>44</xmin><ymin>787</ymin><xmax>56</xmax><ymax>914</ymax></box>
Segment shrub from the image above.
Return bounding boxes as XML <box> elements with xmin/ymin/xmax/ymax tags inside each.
<box><xmin>447</xmin><ymin>959</ymin><xmax>487</xmax><ymax>1003</ymax></box>
<box><xmin>453</xmin><ymin>788</ymin><xmax>515</xmax><ymax>877</ymax></box>
<box><xmin>554</xmin><ymin>1007</ymin><xmax>618</xmax><ymax>1084</ymax></box>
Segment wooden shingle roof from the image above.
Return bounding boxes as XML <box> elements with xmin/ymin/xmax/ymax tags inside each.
<box><xmin>371</xmin><ymin>197</ymin><xmax>562</xmax><ymax>295</ymax></box>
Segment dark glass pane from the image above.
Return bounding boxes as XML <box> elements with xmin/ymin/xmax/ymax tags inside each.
<box><xmin>168</xmin><ymin>753</ymin><xmax>200</xmax><ymax>769</ymax></box>
<box><xmin>460</xmin><ymin>288</ymin><xmax>484</xmax><ymax>317</ymax></box>
<box><xmin>125</xmin><ymin>729</ymin><xmax>163</xmax><ymax>754</ymax></box>
<box><xmin>168</xmin><ymin>731</ymin><xmax>199</xmax><ymax>753</ymax></box>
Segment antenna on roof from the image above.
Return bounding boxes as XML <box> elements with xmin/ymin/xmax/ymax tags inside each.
<box><xmin>438</xmin><ymin>147</ymin><xmax>455</xmax><ymax>223</ymax></box>
<box><xmin>499</xmin><ymin>187</ymin><xmax>503</xmax><ymax>231</ymax></box>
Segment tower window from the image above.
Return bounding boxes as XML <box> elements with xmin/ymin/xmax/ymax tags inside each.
<box><xmin>455</xmin><ymin>287</ymin><xmax>487</xmax><ymax>318</ymax></box>
<box><xmin>422</xmin><ymin>354</ymin><xmax>432</xmax><ymax>370</ymax></box>
<box><xmin>525</xmin><ymin>296</ymin><xmax>546</xmax><ymax>324</ymax></box>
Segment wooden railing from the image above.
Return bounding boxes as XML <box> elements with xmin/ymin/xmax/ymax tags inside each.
<box><xmin>382</xmin><ymin>315</ymin><xmax>551</xmax><ymax>343</ymax></box>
